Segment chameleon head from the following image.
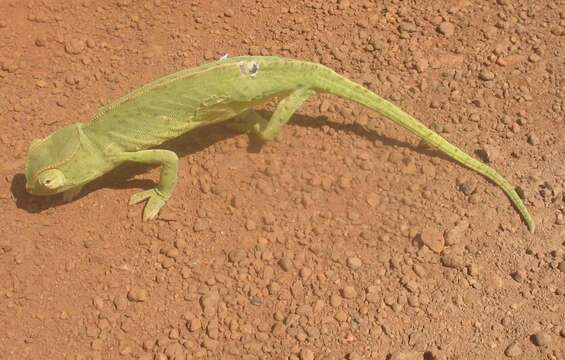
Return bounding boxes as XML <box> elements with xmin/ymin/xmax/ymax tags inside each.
<box><xmin>24</xmin><ymin>124</ymin><xmax>82</xmax><ymax>195</ymax></box>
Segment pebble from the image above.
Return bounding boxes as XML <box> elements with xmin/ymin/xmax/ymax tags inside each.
<box><xmin>479</xmin><ymin>70</ymin><xmax>495</xmax><ymax>81</ymax></box>
<box><xmin>418</xmin><ymin>228</ymin><xmax>445</xmax><ymax>253</ymax></box>
<box><xmin>437</xmin><ymin>22</ymin><xmax>455</xmax><ymax>36</ymax></box>
<box><xmin>164</xmin><ymin>343</ymin><xmax>185</xmax><ymax>359</ymax></box>
<box><xmin>366</xmin><ymin>286</ymin><xmax>379</xmax><ymax>303</ymax></box>
<box><xmin>445</xmin><ymin>220</ymin><xmax>469</xmax><ymax>245</ymax></box>
<box><xmin>389</xmin><ymin>351</ymin><xmax>421</xmax><ymax>360</ymax></box>
<box><xmin>127</xmin><ymin>288</ymin><xmax>148</xmax><ymax>302</ymax></box>
<box><xmin>341</xmin><ymin>285</ymin><xmax>357</xmax><ymax>299</ymax></box>
<box><xmin>279</xmin><ymin>256</ymin><xmax>293</xmax><ymax>271</ymax></box>
<box><xmin>441</xmin><ymin>254</ymin><xmax>465</xmax><ymax>269</ymax></box>
<box><xmin>65</xmin><ymin>38</ymin><xmax>86</xmax><ymax>55</ymax></box>
<box><xmin>531</xmin><ymin>331</ymin><xmax>552</xmax><ymax>347</ymax></box>
<box><xmin>189</xmin><ymin>318</ymin><xmax>202</xmax><ymax>332</ymax></box>
<box><xmin>300</xmin><ymin>349</ymin><xmax>314</xmax><ymax>360</ymax></box>
<box><xmin>413</xmin><ymin>264</ymin><xmax>427</xmax><ymax>278</ymax></box>
<box><xmin>113</xmin><ymin>295</ymin><xmax>128</xmax><ymax>310</ymax></box>
<box><xmin>330</xmin><ymin>293</ymin><xmax>342</xmax><ymax>307</ymax></box>
<box><xmin>35</xmin><ymin>36</ymin><xmax>46</xmax><ymax>47</ymax></box>
<box><xmin>527</xmin><ymin>133</ymin><xmax>540</xmax><ymax>145</ymax></box>
<box><xmin>335</xmin><ymin>310</ymin><xmax>348</xmax><ymax>322</ymax></box>
<box><xmin>347</xmin><ymin>352</ymin><xmax>362</xmax><ymax>360</ymax></box>
<box><xmin>346</xmin><ymin>256</ymin><xmax>362</xmax><ymax>270</ymax></box>
<box><xmin>228</xmin><ymin>248</ymin><xmax>246</xmax><ymax>263</ymax></box>
<box><xmin>92</xmin><ymin>296</ymin><xmax>104</xmax><ymax>309</ymax></box>
<box><xmin>504</xmin><ymin>342</ymin><xmax>522</xmax><ymax>357</ymax></box>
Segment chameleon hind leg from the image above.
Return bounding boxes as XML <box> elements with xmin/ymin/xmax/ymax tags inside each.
<box><xmin>228</xmin><ymin>88</ymin><xmax>316</xmax><ymax>141</ymax></box>
<box><xmin>105</xmin><ymin>147</ymin><xmax>179</xmax><ymax>221</ymax></box>
<box><xmin>257</xmin><ymin>88</ymin><xmax>316</xmax><ymax>141</ymax></box>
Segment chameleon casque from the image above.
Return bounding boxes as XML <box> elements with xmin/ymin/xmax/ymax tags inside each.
<box><xmin>24</xmin><ymin>56</ymin><xmax>535</xmax><ymax>232</ymax></box>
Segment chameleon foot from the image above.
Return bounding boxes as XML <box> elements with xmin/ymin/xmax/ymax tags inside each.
<box><xmin>129</xmin><ymin>188</ymin><xmax>168</xmax><ymax>221</ymax></box>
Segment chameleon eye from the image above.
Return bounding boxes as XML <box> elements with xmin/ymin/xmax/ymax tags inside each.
<box><xmin>240</xmin><ymin>61</ymin><xmax>259</xmax><ymax>77</ymax></box>
<box><xmin>38</xmin><ymin>169</ymin><xmax>66</xmax><ymax>190</ymax></box>
<box><xmin>248</xmin><ymin>62</ymin><xmax>259</xmax><ymax>76</ymax></box>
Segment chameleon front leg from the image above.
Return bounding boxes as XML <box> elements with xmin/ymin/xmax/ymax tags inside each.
<box><xmin>106</xmin><ymin>147</ymin><xmax>179</xmax><ymax>221</ymax></box>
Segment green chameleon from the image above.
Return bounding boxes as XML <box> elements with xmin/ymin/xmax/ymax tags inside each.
<box><xmin>24</xmin><ymin>56</ymin><xmax>535</xmax><ymax>233</ymax></box>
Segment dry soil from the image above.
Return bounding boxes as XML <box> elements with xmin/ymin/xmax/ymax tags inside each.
<box><xmin>0</xmin><ymin>1</ymin><xmax>564</xmax><ymax>360</ymax></box>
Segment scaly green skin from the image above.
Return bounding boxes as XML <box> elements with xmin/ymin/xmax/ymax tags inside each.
<box><xmin>24</xmin><ymin>56</ymin><xmax>535</xmax><ymax>232</ymax></box>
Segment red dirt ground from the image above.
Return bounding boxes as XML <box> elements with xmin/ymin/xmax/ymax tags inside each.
<box><xmin>0</xmin><ymin>1</ymin><xmax>564</xmax><ymax>359</ymax></box>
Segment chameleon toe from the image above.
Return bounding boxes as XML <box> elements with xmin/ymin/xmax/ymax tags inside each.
<box><xmin>129</xmin><ymin>189</ymin><xmax>155</xmax><ymax>205</ymax></box>
<box><xmin>141</xmin><ymin>191</ymin><xmax>167</xmax><ymax>221</ymax></box>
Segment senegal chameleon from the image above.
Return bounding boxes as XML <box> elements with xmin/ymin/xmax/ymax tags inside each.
<box><xmin>24</xmin><ymin>56</ymin><xmax>535</xmax><ymax>233</ymax></box>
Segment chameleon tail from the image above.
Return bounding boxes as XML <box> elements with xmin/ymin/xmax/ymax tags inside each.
<box><xmin>315</xmin><ymin>70</ymin><xmax>535</xmax><ymax>233</ymax></box>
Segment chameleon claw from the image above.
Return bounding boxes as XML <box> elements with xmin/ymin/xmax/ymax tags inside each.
<box><xmin>129</xmin><ymin>189</ymin><xmax>168</xmax><ymax>221</ymax></box>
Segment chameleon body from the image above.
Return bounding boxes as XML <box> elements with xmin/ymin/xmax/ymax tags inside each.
<box><xmin>24</xmin><ymin>56</ymin><xmax>535</xmax><ymax>232</ymax></box>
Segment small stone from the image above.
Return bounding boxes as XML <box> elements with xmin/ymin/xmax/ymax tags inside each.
<box><xmin>193</xmin><ymin>218</ymin><xmax>209</xmax><ymax>232</ymax></box>
<box><xmin>476</xmin><ymin>145</ymin><xmax>500</xmax><ymax>163</ymax></box>
<box><xmin>418</xmin><ymin>228</ymin><xmax>445</xmax><ymax>253</ymax></box>
<box><xmin>127</xmin><ymin>288</ymin><xmax>147</xmax><ymax>302</ymax></box>
<box><xmin>335</xmin><ymin>310</ymin><xmax>348</xmax><ymax>322</ymax></box>
<box><xmin>92</xmin><ymin>296</ymin><xmax>104</xmax><ymax>309</ymax></box>
<box><xmin>437</xmin><ymin>22</ymin><xmax>455</xmax><ymax>36</ymax></box>
<box><xmin>479</xmin><ymin>70</ymin><xmax>495</xmax><ymax>81</ymax></box>
<box><xmin>202</xmin><ymin>337</ymin><xmax>218</xmax><ymax>350</ymax></box>
<box><xmin>559</xmin><ymin>261</ymin><xmax>565</xmax><ymax>273</ymax></box>
<box><xmin>528</xmin><ymin>53</ymin><xmax>541</xmax><ymax>63</ymax></box>
<box><xmin>389</xmin><ymin>351</ymin><xmax>421</xmax><ymax>360</ymax></box>
<box><xmin>65</xmin><ymin>38</ymin><xmax>86</xmax><ymax>55</ymax></box>
<box><xmin>245</xmin><ymin>219</ymin><xmax>257</xmax><ymax>231</ymax></box>
<box><xmin>341</xmin><ymin>285</ymin><xmax>357</xmax><ymax>299</ymax></box>
<box><xmin>113</xmin><ymin>295</ymin><xmax>128</xmax><ymax>310</ymax></box>
<box><xmin>413</xmin><ymin>264</ymin><xmax>427</xmax><ymax>278</ymax></box>
<box><xmin>279</xmin><ymin>256</ymin><xmax>293</xmax><ymax>271</ymax></box>
<box><xmin>511</xmin><ymin>270</ymin><xmax>525</xmax><ymax>283</ymax></box>
<box><xmin>347</xmin><ymin>352</ymin><xmax>362</xmax><ymax>360</ymax></box>
<box><xmin>164</xmin><ymin>343</ymin><xmax>185</xmax><ymax>359</ymax></box>
<box><xmin>228</xmin><ymin>248</ymin><xmax>246</xmax><ymax>263</ymax></box>
<box><xmin>35</xmin><ymin>36</ymin><xmax>46</xmax><ymax>47</ymax></box>
<box><xmin>459</xmin><ymin>179</ymin><xmax>477</xmax><ymax>195</ymax></box>
<box><xmin>441</xmin><ymin>254</ymin><xmax>464</xmax><ymax>269</ymax></box>
<box><xmin>300</xmin><ymin>349</ymin><xmax>314</xmax><ymax>360</ymax></box>
<box><xmin>527</xmin><ymin>133</ymin><xmax>540</xmax><ymax>145</ymax></box>
<box><xmin>346</xmin><ymin>256</ymin><xmax>362</xmax><ymax>270</ymax></box>
<box><xmin>330</xmin><ymin>293</ymin><xmax>342</xmax><ymax>307</ymax></box>
<box><xmin>189</xmin><ymin>318</ymin><xmax>202</xmax><ymax>332</ymax></box>
<box><xmin>504</xmin><ymin>342</ymin><xmax>522</xmax><ymax>357</ymax></box>
<box><xmin>444</xmin><ymin>220</ymin><xmax>469</xmax><ymax>245</ymax></box>
<box><xmin>531</xmin><ymin>331</ymin><xmax>552</xmax><ymax>347</ymax></box>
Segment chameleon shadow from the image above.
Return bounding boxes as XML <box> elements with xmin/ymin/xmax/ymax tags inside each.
<box><xmin>289</xmin><ymin>112</ymin><xmax>457</xmax><ymax>163</ymax></box>
<box><xmin>11</xmin><ymin>112</ymin><xmax>454</xmax><ymax>215</ymax></box>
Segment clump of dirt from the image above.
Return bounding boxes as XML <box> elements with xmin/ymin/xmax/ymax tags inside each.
<box><xmin>0</xmin><ymin>1</ymin><xmax>563</xmax><ymax>359</ymax></box>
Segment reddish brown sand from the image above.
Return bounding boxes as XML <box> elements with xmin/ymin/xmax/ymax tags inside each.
<box><xmin>0</xmin><ymin>1</ymin><xmax>564</xmax><ymax>359</ymax></box>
